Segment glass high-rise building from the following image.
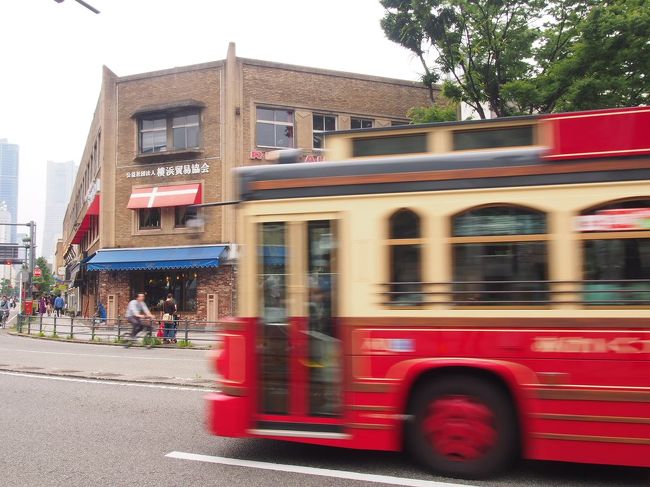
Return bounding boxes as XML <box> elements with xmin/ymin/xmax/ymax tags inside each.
<box><xmin>43</xmin><ymin>160</ymin><xmax>76</xmax><ymax>263</ymax></box>
<box><xmin>0</xmin><ymin>139</ymin><xmax>19</xmax><ymax>243</ymax></box>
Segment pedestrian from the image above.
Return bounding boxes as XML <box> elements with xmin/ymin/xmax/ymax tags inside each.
<box><xmin>38</xmin><ymin>295</ymin><xmax>46</xmax><ymax>316</ymax></box>
<box><xmin>97</xmin><ymin>301</ymin><xmax>107</xmax><ymax>324</ymax></box>
<box><xmin>0</xmin><ymin>295</ymin><xmax>9</xmax><ymax>327</ymax></box>
<box><xmin>124</xmin><ymin>292</ymin><xmax>155</xmax><ymax>348</ymax></box>
<box><xmin>161</xmin><ymin>293</ymin><xmax>177</xmax><ymax>344</ymax></box>
<box><xmin>46</xmin><ymin>295</ymin><xmax>53</xmax><ymax>317</ymax></box>
<box><xmin>54</xmin><ymin>294</ymin><xmax>65</xmax><ymax>317</ymax></box>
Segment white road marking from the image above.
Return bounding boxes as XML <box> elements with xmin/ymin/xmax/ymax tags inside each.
<box><xmin>0</xmin><ymin>370</ymin><xmax>210</xmax><ymax>392</ymax></box>
<box><xmin>165</xmin><ymin>451</ymin><xmax>476</xmax><ymax>487</ymax></box>
<box><xmin>0</xmin><ymin>346</ymin><xmax>206</xmax><ymax>362</ymax></box>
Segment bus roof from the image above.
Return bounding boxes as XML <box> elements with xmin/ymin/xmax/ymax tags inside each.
<box><xmin>236</xmin><ymin>147</ymin><xmax>650</xmax><ymax>202</ymax></box>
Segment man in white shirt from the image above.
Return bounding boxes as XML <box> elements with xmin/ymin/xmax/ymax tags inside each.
<box><xmin>124</xmin><ymin>293</ymin><xmax>155</xmax><ymax>348</ymax></box>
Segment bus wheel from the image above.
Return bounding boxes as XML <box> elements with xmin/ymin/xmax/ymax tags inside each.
<box><xmin>407</xmin><ymin>375</ymin><xmax>518</xmax><ymax>479</ymax></box>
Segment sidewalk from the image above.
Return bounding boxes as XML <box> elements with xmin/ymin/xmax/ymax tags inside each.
<box><xmin>0</xmin><ymin>329</ymin><xmax>218</xmax><ymax>389</ymax></box>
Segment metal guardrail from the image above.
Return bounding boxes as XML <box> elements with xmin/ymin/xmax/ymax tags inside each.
<box><xmin>14</xmin><ymin>314</ymin><xmax>222</xmax><ymax>348</ymax></box>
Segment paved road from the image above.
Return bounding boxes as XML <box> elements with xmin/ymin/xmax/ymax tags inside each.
<box><xmin>0</xmin><ymin>330</ymin><xmax>216</xmax><ymax>387</ymax></box>
<box><xmin>1</xmin><ymin>333</ymin><xmax>648</xmax><ymax>486</ymax></box>
<box><xmin>1</xmin><ymin>371</ymin><xmax>648</xmax><ymax>487</ymax></box>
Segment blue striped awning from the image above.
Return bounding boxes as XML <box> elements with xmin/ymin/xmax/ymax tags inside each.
<box><xmin>86</xmin><ymin>245</ymin><xmax>228</xmax><ymax>271</ymax></box>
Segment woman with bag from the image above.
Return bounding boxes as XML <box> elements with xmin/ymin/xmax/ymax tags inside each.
<box><xmin>162</xmin><ymin>294</ymin><xmax>177</xmax><ymax>344</ymax></box>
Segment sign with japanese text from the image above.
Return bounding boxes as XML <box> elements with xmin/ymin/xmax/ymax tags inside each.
<box><xmin>575</xmin><ymin>208</ymin><xmax>650</xmax><ymax>232</ymax></box>
<box><xmin>249</xmin><ymin>150</ymin><xmax>323</xmax><ymax>163</ymax></box>
<box><xmin>126</xmin><ymin>162</ymin><xmax>210</xmax><ymax>179</ymax></box>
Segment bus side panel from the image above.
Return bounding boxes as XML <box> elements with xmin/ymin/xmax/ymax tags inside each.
<box><xmin>345</xmin><ymin>324</ymin><xmax>650</xmax><ymax>467</ymax></box>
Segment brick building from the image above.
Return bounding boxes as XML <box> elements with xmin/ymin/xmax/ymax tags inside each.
<box><xmin>60</xmin><ymin>43</ymin><xmax>432</xmax><ymax>320</ymax></box>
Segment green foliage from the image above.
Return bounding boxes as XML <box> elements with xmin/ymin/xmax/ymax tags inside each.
<box><xmin>177</xmin><ymin>340</ymin><xmax>193</xmax><ymax>348</ymax></box>
<box><xmin>407</xmin><ymin>103</ymin><xmax>457</xmax><ymax>123</ymax></box>
<box><xmin>38</xmin><ymin>331</ymin><xmax>45</xmax><ymax>337</ymax></box>
<box><xmin>0</xmin><ymin>278</ymin><xmax>15</xmax><ymax>297</ymax></box>
<box><xmin>33</xmin><ymin>257</ymin><xmax>56</xmax><ymax>295</ymax></box>
<box><xmin>380</xmin><ymin>0</ymin><xmax>649</xmax><ymax>116</ymax></box>
<box><xmin>50</xmin><ymin>332</ymin><xmax>59</xmax><ymax>339</ymax></box>
<box><xmin>142</xmin><ymin>336</ymin><xmax>162</xmax><ymax>347</ymax></box>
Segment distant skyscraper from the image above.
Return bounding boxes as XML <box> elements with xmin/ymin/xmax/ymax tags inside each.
<box><xmin>0</xmin><ymin>139</ymin><xmax>19</xmax><ymax>243</ymax></box>
<box><xmin>42</xmin><ymin>161</ymin><xmax>76</xmax><ymax>263</ymax></box>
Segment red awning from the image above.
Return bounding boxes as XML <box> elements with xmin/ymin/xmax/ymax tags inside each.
<box><xmin>127</xmin><ymin>183</ymin><xmax>202</xmax><ymax>209</ymax></box>
<box><xmin>71</xmin><ymin>195</ymin><xmax>100</xmax><ymax>245</ymax></box>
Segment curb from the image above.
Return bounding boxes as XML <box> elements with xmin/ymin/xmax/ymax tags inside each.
<box><xmin>0</xmin><ymin>366</ymin><xmax>216</xmax><ymax>391</ymax></box>
<box><xmin>6</xmin><ymin>330</ymin><xmax>213</xmax><ymax>351</ymax></box>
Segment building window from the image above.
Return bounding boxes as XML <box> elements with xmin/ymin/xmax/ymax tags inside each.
<box><xmin>351</xmin><ymin>118</ymin><xmax>373</xmax><ymax>129</ymax></box>
<box><xmin>138</xmin><ymin>111</ymin><xmax>201</xmax><ymax>154</ymax></box>
<box><xmin>138</xmin><ymin>208</ymin><xmax>161</xmax><ymax>229</ymax></box>
<box><xmin>451</xmin><ymin>205</ymin><xmax>548</xmax><ymax>305</ymax></box>
<box><xmin>175</xmin><ymin>206</ymin><xmax>199</xmax><ymax>227</ymax></box>
<box><xmin>172</xmin><ymin>114</ymin><xmax>200</xmax><ymax>150</ymax></box>
<box><xmin>139</xmin><ymin>118</ymin><xmax>167</xmax><ymax>153</ymax></box>
<box><xmin>387</xmin><ymin>209</ymin><xmax>423</xmax><ymax>305</ymax></box>
<box><xmin>452</xmin><ymin>125</ymin><xmax>533</xmax><ymax>151</ymax></box>
<box><xmin>131</xmin><ymin>271</ymin><xmax>198</xmax><ymax>312</ymax></box>
<box><xmin>352</xmin><ymin>134</ymin><xmax>428</xmax><ymax>157</ymax></box>
<box><xmin>256</xmin><ymin>107</ymin><xmax>294</xmax><ymax>148</ymax></box>
<box><xmin>313</xmin><ymin>114</ymin><xmax>336</xmax><ymax>149</ymax></box>
<box><xmin>578</xmin><ymin>199</ymin><xmax>650</xmax><ymax>305</ymax></box>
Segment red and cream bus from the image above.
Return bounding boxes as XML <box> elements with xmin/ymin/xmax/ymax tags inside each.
<box><xmin>207</xmin><ymin>107</ymin><xmax>650</xmax><ymax>479</ymax></box>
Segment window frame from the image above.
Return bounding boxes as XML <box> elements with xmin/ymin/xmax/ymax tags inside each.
<box><xmin>449</xmin><ymin>204</ymin><xmax>550</xmax><ymax>307</ymax></box>
<box><xmin>350</xmin><ymin>118</ymin><xmax>374</xmax><ymax>130</ymax></box>
<box><xmin>312</xmin><ymin>113</ymin><xmax>337</xmax><ymax>150</ymax></box>
<box><xmin>138</xmin><ymin>110</ymin><xmax>202</xmax><ymax>155</ymax></box>
<box><xmin>138</xmin><ymin>207</ymin><xmax>162</xmax><ymax>230</ymax></box>
<box><xmin>256</xmin><ymin>106</ymin><xmax>295</xmax><ymax>149</ymax></box>
<box><xmin>452</xmin><ymin>125</ymin><xmax>534</xmax><ymax>151</ymax></box>
<box><xmin>578</xmin><ymin>198</ymin><xmax>650</xmax><ymax>307</ymax></box>
<box><xmin>139</xmin><ymin>116</ymin><xmax>167</xmax><ymax>154</ymax></box>
<box><xmin>174</xmin><ymin>205</ymin><xmax>200</xmax><ymax>228</ymax></box>
<box><xmin>385</xmin><ymin>208</ymin><xmax>425</xmax><ymax>307</ymax></box>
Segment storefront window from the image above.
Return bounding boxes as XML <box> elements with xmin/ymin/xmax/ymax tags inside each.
<box><xmin>130</xmin><ymin>271</ymin><xmax>198</xmax><ymax>312</ymax></box>
<box><xmin>452</xmin><ymin>205</ymin><xmax>548</xmax><ymax>305</ymax></box>
<box><xmin>579</xmin><ymin>199</ymin><xmax>650</xmax><ymax>305</ymax></box>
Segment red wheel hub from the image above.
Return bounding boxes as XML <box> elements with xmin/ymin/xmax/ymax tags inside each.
<box><xmin>422</xmin><ymin>395</ymin><xmax>496</xmax><ymax>462</ymax></box>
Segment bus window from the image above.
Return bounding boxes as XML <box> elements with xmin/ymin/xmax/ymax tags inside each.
<box><xmin>578</xmin><ymin>199</ymin><xmax>650</xmax><ymax>305</ymax></box>
<box><xmin>451</xmin><ymin>205</ymin><xmax>548</xmax><ymax>305</ymax></box>
<box><xmin>306</xmin><ymin>220</ymin><xmax>341</xmax><ymax>417</ymax></box>
<box><xmin>388</xmin><ymin>209</ymin><xmax>423</xmax><ymax>305</ymax></box>
<box><xmin>258</xmin><ymin>222</ymin><xmax>289</xmax><ymax>414</ymax></box>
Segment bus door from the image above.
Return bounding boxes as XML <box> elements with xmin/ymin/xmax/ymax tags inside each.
<box><xmin>256</xmin><ymin>219</ymin><xmax>343</xmax><ymax>432</ymax></box>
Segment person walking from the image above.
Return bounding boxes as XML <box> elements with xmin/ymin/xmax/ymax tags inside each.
<box><xmin>38</xmin><ymin>295</ymin><xmax>47</xmax><ymax>316</ymax></box>
<box><xmin>54</xmin><ymin>294</ymin><xmax>65</xmax><ymax>317</ymax></box>
<box><xmin>46</xmin><ymin>295</ymin><xmax>53</xmax><ymax>317</ymax></box>
<box><xmin>162</xmin><ymin>293</ymin><xmax>177</xmax><ymax>344</ymax></box>
<box><xmin>124</xmin><ymin>293</ymin><xmax>154</xmax><ymax>348</ymax></box>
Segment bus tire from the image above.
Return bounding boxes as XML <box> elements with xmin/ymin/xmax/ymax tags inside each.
<box><xmin>406</xmin><ymin>374</ymin><xmax>518</xmax><ymax>479</ymax></box>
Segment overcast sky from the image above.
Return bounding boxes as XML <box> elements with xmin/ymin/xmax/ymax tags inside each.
<box><xmin>0</xmin><ymin>0</ymin><xmax>422</xmax><ymax>256</ymax></box>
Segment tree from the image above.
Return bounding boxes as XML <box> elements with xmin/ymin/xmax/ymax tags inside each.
<box><xmin>380</xmin><ymin>0</ymin><xmax>649</xmax><ymax>117</ymax></box>
<box><xmin>33</xmin><ymin>257</ymin><xmax>55</xmax><ymax>295</ymax></box>
<box><xmin>407</xmin><ymin>103</ymin><xmax>457</xmax><ymax>123</ymax></box>
<box><xmin>0</xmin><ymin>278</ymin><xmax>13</xmax><ymax>297</ymax></box>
